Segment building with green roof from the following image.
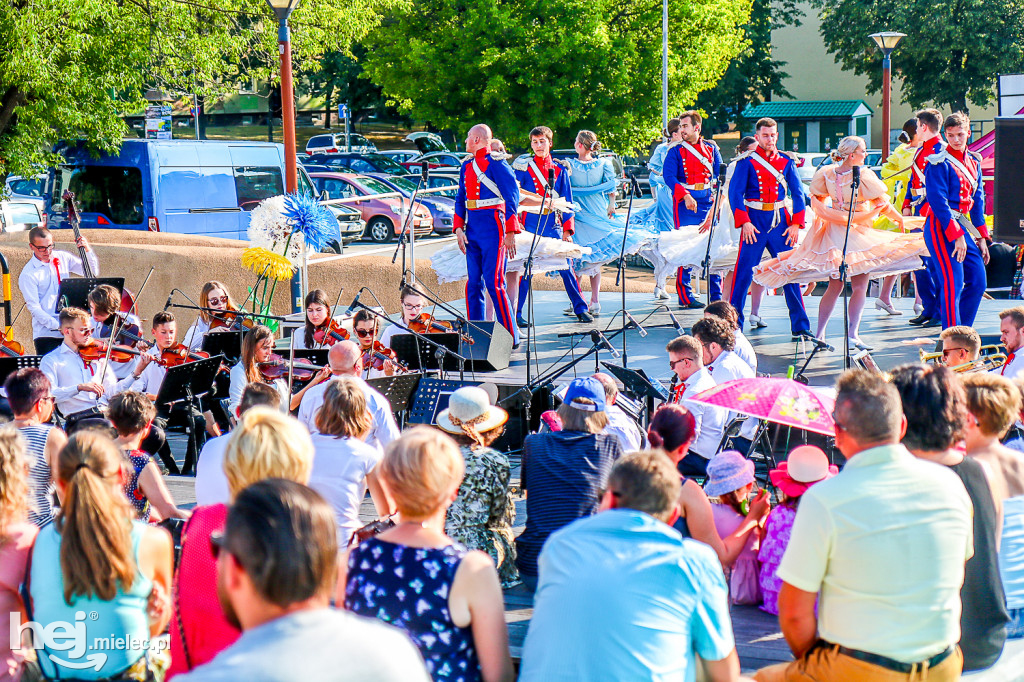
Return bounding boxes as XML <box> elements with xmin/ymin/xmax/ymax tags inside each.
<box><xmin>742</xmin><ymin>100</ymin><xmax>873</xmax><ymax>153</ymax></box>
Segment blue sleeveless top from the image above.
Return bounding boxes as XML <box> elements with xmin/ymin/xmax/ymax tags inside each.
<box><xmin>30</xmin><ymin>521</ymin><xmax>152</xmax><ymax>680</ymax></box>
<box><xmin>345</xmin><ymin>536</ymin><xmax>479</xmax><ymax>681</ymax></box>
<box><xmin>1000</xmin><ymin>495</ymin><xmax>1024</xmax><ymax>610</ymax></box>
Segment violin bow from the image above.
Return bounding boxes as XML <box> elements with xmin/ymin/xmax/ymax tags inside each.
<box><xmin>102</xmin><ymin>267</ymin><xmax>154</xmax><ymax>369</ymax></box>
<box><xmin>318</xmin><ymin>286</ymin><xmax>346</xmax><ymax>349</ymax></box>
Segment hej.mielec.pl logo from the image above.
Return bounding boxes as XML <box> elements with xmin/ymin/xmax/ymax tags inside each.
<box><xmin>10</xmin><ymin>611</ymin><xmax>165</xmax><ymax>672</ymax></box>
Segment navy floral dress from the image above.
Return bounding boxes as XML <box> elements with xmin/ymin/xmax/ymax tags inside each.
<box><xmin>345</xmin><ymin>536</ymin><xmax>480</xmax><ymax>681</ymax></box>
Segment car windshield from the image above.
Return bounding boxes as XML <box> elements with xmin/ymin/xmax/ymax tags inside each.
<box><xmin>53</xmin><ymin>165</ymin><xmax>144</xmax><ymax>225</ymax></box>
<box><xmin>362</xmin><ymin>154</ymin><xmax>404</xmax><ymax>174</ymax></box>
<box><xmin>356</xmin><ymin>177</ymin><xmax>396</xmax><ymax>196</ymax></box>
<box><xmin>385</xmin><ymin>176</ymin><xmax>418</xmax><ymax>193</ymax></box>
<box><xmin>6</xmin><ymin>202</ymin><xmax>41</xmax><ymax>224</ymax></box>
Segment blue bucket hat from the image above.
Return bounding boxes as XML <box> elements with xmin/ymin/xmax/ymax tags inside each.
<box><xmin>703</xmin><ymin>450</ymin><xmax>756</xmax><ymax>497</ymax></box>
<box><xmin>563</xmin><ymin>377</ymin><xmax>606</xmax><ymax>412</ymax></box>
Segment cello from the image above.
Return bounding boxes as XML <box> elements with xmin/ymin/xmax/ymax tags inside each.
<box><xmin>62</xmin><ymin>190</ymin><xmax>137</xmax><ymax>311</ymax></box>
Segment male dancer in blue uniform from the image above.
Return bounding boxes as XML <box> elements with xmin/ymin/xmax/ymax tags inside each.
<box><xmin>923</xmin><ymin>112</ymin><xmax>989</xmax><ymax>329</ymax></box>
<box><xmin>513</xmin><ymin>125</ymin><xmax>593</xmax><ymax>326</ymax></box>
<box><xmin>663</xmin><ymin>110</ymin><xmax>723</xmax><ymax>309</ymax></box>
<box><xmin>906</xmin><ymin>108</ymin><xmax>944</xmax><ymax>327</ymax></box>
<box><xmin>728</xmin><ymin>118</ymin><xmax>812</xmax><ymax>338</ymax></box>
<box><xmin>453</xmin><ymin>123</ymin><xmax>521</xmax><ymax>346</ymax></box>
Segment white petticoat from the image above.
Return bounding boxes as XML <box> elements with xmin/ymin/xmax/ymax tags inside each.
<box><xmin>429</xmin><ymin>233</ymin><xmax>592</xmax><ymax>284</ymax></box>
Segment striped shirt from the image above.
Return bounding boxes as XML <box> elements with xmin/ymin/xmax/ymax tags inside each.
<box><xmin>516</xmin><ymin>431</ymin><xmax>622</xmax><ymax>577</ymax></box>
<box><xmin>18</xmin><ymin>423</ymin><xmax>57</xmax><ymax>527</ymax></box>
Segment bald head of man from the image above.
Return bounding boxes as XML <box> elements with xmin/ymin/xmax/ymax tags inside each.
<box><xmin>465</xmin><ymin>124</ymin><xmax>492</xmax><ymax>154</ymax></box>
<box><xmin>329</xmin><ymin>340</ymin><xmax>362</xmax><ymax>376</ymax></box>
<box><xmin>592</xmin><ymin>372</ymin><xmax>619</xmax><ymax>406</ymax></box>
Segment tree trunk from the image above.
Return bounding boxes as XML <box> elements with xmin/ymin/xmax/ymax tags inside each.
<box><xmin>0</xmin><ymin>86</ymin><xmax>26</xmax><ymax>137</ymax></box>
<box><xmin>324</xmin><ymin>86</ymin><xmax>333</xmax><ymax>129</ymax></box>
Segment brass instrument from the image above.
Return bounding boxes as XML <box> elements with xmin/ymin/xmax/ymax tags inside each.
<box><xmin>950</xmin><ymin>353</ymin><xmax>1007</xmax><ymax>373</ymax></box>
<box><xmin>919</xmin><ymin>349</ymin><xmax>943</xmax><ymax>364</ymax></box>
<box><xmin>920</xmin><ymin>344</ymin><xmax>1006</xmax><ymax>368</ymax></box>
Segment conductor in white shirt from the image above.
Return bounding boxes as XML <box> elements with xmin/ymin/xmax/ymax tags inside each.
<box><xmin>18</xmin><ymin>226</ymin><xmax>99</xmax><ymax>355</ymax></box>
<box><xmin>297</xmin><ymin>341</ymin><xmax>399</xmax><ymax>451</ymax></box>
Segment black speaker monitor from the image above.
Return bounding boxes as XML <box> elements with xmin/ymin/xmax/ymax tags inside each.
<box><xmin>993</xmin><ymin>117</ymin><xmax>1024</xmax><ymax>244</ymax></box>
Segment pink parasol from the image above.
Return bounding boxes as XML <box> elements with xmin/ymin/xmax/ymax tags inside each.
<box><xmin>689</xmin><ymin>378</ymin><xmax>836</xmax><ymax>436</ymax></box>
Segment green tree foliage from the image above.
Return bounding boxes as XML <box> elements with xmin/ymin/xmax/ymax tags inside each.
<box><xmin>810</xmin><ymin>0</ymin><xmax>1024</xmax><ymax>113</ymax></box>
<box><xmin>697</xmin><ymin>0</ymin><xmax>803</xmax><ymax>134</ymax></box>
<box><xmin>362</xmin><ymin>0</ymin><xmax>752</xmax><ymax>152</ymax></box>
<box><xmin>0</xmin><ymin>0</ymin><xmax>398</xmax><ymax>178</ymax></box>
<box><xmin>302</xmin><ymin>46</ymin><xmax>386</xmax><ymax>129</ymax></box>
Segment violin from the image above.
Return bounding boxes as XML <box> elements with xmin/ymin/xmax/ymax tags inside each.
<box><xmin>98</xmin><ymin>313</ymin><xmax>147</xmax><ymax>349</ymax></box>
<box><xmin>77</xmin><ymin>339</ymin><xmax>146</xmax><ymax>364</ymax></box>
<box><xmin>209</xmin><ymin>307</ymin><xmax>256</xmax><ymax>332</ymax></box>
<box><xmin>408</xmin><ymin>313</ymin><xmax>474</xmax><ymax>345</ymax></box>
<box><xmin>361</xmin><ymin>341</ymin><xmax>408</xmax><ymax>372</ymax></box>
<box><xmin>0</xmin><ymin>337</ymin><xmax>25</xmax><ymax>357</ymax></box>
<box><xmin>257</xmin><ymin>353</ymin><xmax>323</xmax><ymax>382</ymax></box>
<box><xmin>312</xmin><ymin>319</ymin><xmax>351</xmax><ymax>347</ymax></box>
<box><xmin>159</xmin><ymin>344</ymin><xmax>210</xmax><ymax>368</ymax></box>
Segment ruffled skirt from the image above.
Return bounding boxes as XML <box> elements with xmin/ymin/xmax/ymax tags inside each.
<box><xmin>753</xmin><ymin>216</ymin><xmax>927</xmax><ymax>288</ymax></box>
<box><xmin>429</xmin><ymin>233</ymin><xmax>591</xmax><ymax>284</ymax></box>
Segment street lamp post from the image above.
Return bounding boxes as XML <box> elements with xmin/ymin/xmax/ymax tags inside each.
<box><xmin>265</xmin><ymin>0</ymin><xmax>303</xmax><ymax>312</ymax></box>
<box><xmin>869</xmin><ymin>31</ymin><xmax>905</xmax><ymax>162</ymax></box>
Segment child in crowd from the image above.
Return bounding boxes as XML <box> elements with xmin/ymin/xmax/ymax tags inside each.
<box><xmin>704</xmin><ymin>450</ymin><xmax>765</xmax><ymax>604</ymax></box>
<box><xmin>758</xmin><ymin>445</ymin><xmax>836</xmax><ymax>615</ymax></box>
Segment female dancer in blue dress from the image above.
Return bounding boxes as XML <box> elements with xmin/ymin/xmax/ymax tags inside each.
<box><xmin>568</xmin><ymin>130</ymin><xmax>657</xmax><ymax>315</ymax></box>
<box><xmin>631</xmin><ymin>120</ymin><xmax>682</xmax><ymax>300</ymax></box>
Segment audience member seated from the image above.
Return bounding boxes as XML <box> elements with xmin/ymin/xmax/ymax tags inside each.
<box><xmin>519</xmin><ymin>451</ymin><xmax>742</xmax><ymax>682</ymax></box>
<box><xmin>176</xmin><ymin>480</ymin><xmax>429</xmax><ymax>681</ymax></box>
<box><xmin>962</xmin><ymin>373</ymin><xmax>1024</xmax><ymax>641</ymax></box>
<box><xmin>939</xmin><ymin>324</ymin><xmax>981</xmax><ymax>368</ymax></box>
<box><xmin>342</xmin><ymin>427</ymin><xmax>514</xmax><ymax>682</ymax></box>
<box><xmin>515</xmin><ymin>377</ymin><xmax>623</xmax><ymax>584</ymax></box>
<box><xmin>665</xmin><ymin>335</ymin><xmax>726</xmax><ymax>477</ymax></box>
<box><xmin>435</xmin><ymin>386</ymin><xmax>521</xmax><ymax>588</ymax></box>
<box><xmin>759</xmin><ymin>446</ymin><xmax>835</xmax><ymax>616</ymax></box>
<box><xmin>0</xmin><ymin>428</ymin><xmax>38</xmax><ymax>682</ymax></box>
<box><xmin>997</xmin><ymin>306</ymin><xmax>1024</xmax><ymax>379</ymax></box>
<box><xmin>592</xmin><ymin>372</ymin><xmax>645</xmax><ymax>453</ymax></box>
<box><xmin>705</xmin><ymin>301</ymin><xmax>757</xmax><ymax>373</ymax></box>
<box><xmin>169</xmin><ymin>408</ymin><xmax>314</xmax><ymax>679</ymax></box>
<box><xmin>193</xmin><ymin>382</ymin><xmax>281</xmax><ymax>507</ymax></box>
<box><xmin>4</xmin><ymin>367</ymin><xmax>66</xmax><ymax>527</ymax></box>
<box><xmin>308</xmin><ymin>377</ymin><xmax>391</xmax><ymax>547</ymax></box>
<box><xmin>691</xmin><ymin>317</ymin><xmax>757</xmax><ymax>450</ymax></box>
<box><xmin>28</xmin><ymin>431</ymin><xmax>173</xmax><ymax>681</ymax></box>
<box><xmin>890</xmin><ymin>365</ymin><xmax>1007</xmax><ymax>671</ymax></box>
<box><xmin>647</xmin><ymin>405</ymin><xmax>769</xmax><ymax>568</ymax></box>
<box><xmin>753</xmin><ymin>370</ymin><xmax>972</xmax><ymax>682</ymax></box>
<box><xmin>296</xmin><ymin>340</ymin><xmax>399</xmax><ymax>449</ymax></box>
<box><xmin>108</xmin><ymin>391</ymin><xmax>191</xmax><ymax>523</ymax></box>
<box><xmin>704</xmin><ymin>451</ymin><xmax>766</xmax><ymax>605</ymax></box>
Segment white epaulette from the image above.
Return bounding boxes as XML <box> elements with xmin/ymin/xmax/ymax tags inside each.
<box><xmin>512</xmin><ymin>155</ymin><xmax>529</xmax><ymax>171</ymax></box>
<box><xmin>733</xmin><ymin>150</ymin><xmax>754</xmax><ymax>162</ymax></box>
<box><xmin>967</xmin><ymin>149</ymin><xmax>983</xmax><ymax>163</ymax></box>
<box><xmin>667</xmin><ymin>140</ymin><xmax>683</xmax><ymax>149</ymax></box>
<box><xmin>489</xmin><ymin>151</ymin><xmax>510</xmax><ymax>161</ymax></box>
<box><xmin>925</xmin><ymin>142</ymin><xmax>950</xmax><ymax>165</ymax></box>
<box><xmin>553</xmin><ymin>157</ymin><xmax>573</xmax><ymax>177</ymax></box>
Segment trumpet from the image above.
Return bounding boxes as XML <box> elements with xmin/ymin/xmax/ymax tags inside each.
<box><xmin>919</xmin><ymin>349</ymin><xmax>943</xmax><ymax>364</ymax></box>
<box><xmin>919</xmin><ymin>344</ymin><xmax>1006</xmax><ymax>366</ymax></box>
<box><xmin>950</xmin><ymin>353</ymin><xmax>1007</xmax><ymax>373</ymax></box>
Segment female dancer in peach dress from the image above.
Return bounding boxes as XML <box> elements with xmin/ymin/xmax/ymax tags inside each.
<box><xmin>754</xmin><ymin>136</ymin><xmax>926</xmax><ymax>350</ymax></box>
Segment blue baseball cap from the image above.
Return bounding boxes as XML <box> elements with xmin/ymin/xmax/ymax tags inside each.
<box><xmin>563</xmin><ymin>377</ymin><xmax>606</xmax><ymax>412</ymax></box>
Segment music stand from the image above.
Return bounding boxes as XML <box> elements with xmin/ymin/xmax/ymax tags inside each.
<box><xmin>0</xmin><ymin>356</ymin><xmax>42</xmax><ymax>386</ymax></box>
<box><xmin>601</xmin><ymin>361</ymin><xmax>671</xmax><ymax>418</ymax></box>
<box><xmin>55</xmin><ymin>277</ymin><xmax>124</xmax><ymax>312</ymax></box>
<box><xmin>201</xmin><ymin>330</ymin><xmax>245</xmax><ymax>366</ymax></box>
<box><xmin>366</xmin><ymin>372</ymin><xmax>424</xmax><ymax>424</ymax></box>
<box><xmin>155</xmin><ymin>355</ymin><xmax>223</xmax><ymax>475</ymax></box>
<box><xmin>391</xmin><ymin>333</ymin><xmax>461</xmax><ymax>372</ymax></box>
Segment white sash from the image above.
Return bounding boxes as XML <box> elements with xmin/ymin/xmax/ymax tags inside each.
<box><xmin>946</xmin><ymin>153</ymin><xmax>979</xmax><ymax>195</ymax></box>
<box><xmin>527</xmin><ymin>159</ymin><xmax>548</xmax><ymax>190</ymax></box>
<box><xmin>472</xmin><ymin>159</ymin><xmax>504</xmax><ymax>203</ymax></box>
<box><xmin>679</xmin><ymin>140</ymin><xmax>714</xmax><ymax>176</ymax></box>
<box><xmin>748</xmin><ymin>151</ymin><xmax>789</xmax><ymax>196</ymax></box>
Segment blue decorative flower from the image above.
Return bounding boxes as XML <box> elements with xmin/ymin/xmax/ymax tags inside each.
<box><xmin>282</xmin><ymin>192</ymin><xmax>338</xmax><ymax>252</ymax></box>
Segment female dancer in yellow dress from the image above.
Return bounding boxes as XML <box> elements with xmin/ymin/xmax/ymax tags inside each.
<box><xmin>754</xmin><ymin>136</ymin><xmax>926</xmax><ymax>350</ymax></box>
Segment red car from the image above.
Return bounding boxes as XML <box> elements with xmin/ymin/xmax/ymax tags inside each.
<box><xmin>309</xmin><ymin>172</ymin><xmax>433</xmax><ymax>243</ymax></box>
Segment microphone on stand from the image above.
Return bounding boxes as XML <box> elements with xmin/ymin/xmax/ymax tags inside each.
<box><xmin>345</xmin><ymin>289</ymin><xmax>365</xmax><ymax>316</ymax></box>
<box><xmin>547</xmin><ymin>167</ymin><xmax>556</xmax><ymax>188</ymax></box>
<box><xmin>851</xmin><ymin>165</ymin><xmax>861</xmax><ymax>186</ymax></box>
<box><xmin>421</xmin><ymin>162</ymin><xmax>429</xmax><ymax>184</ymax></box>
<box><xmin>624</xmin><ymin>311</ymin><xmax>648</xmax><ymax>337</ymax></box>
<box><xmin>658</xmin><ymin>305</ymin><xmax>687</xmax><ymax>336</ymax></box>
<box><xmin>628</xmin><ymin>172</ymin><xmax>642</xmax><ymax>197</ymax></box>
<box><xmin>591</xmin><ymin>330</ymin><xmax>621</xmax><ymax>358</ymax></box>
<box><xmin>163</xmin><ymin>290</ymin><xmax>175</xmax><ymax>311</ymax></box>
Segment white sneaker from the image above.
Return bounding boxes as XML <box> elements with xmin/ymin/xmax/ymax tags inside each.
<box><xmin>589</xmin><ymin>302</ymin><xmax>601</xmax><ymax>316</ymax></box>
<box><xmin>652</xmin><ymin>287</ymin><xmax>670</xmax><ymax>300</ymax></box>
<box><xmin>749</xmin><ymin>314</ymin><xmax>768</xmax><ymax>329</ymax></box>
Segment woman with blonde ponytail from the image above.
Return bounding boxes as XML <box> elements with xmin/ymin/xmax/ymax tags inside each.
<box><xmin>0</xmin><ymin>428</ymin><xmax>37</xmax><ymax>682</ymax></box>
<box><xmin>27</xmin><ymin>430</ymin><xmax>172</xmax><ymax>681</ymax></box>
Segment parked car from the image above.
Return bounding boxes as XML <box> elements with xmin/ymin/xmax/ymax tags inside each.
<box><xmin>410</xmin><ymin>151</ymin><xmax>469</xmax><ymax>170</ymax></box>
<box><xmin>302</xmin><ymin>153</ymin><xmax>408</xmax><ymax>176</ymax></box>
<box><xmin>621</xmin><ymin>157</ymin><xmax>652</xmax><ymax>196</ymax></box>
<box><xmin>43</xmin><ymin>139</ymin><xmax>344</xmax><ymax>248</ymax></box>
<box><xmin>308</xmin><ymin>172</ymin><xmax>433</xmax><ymax>243</ymax></box>
<box><xmin>810</xmin><ymin>149</ymin><xmax>883</xmax><ymax>177</ymax></box>
<box><xmin>378</xmin><ymin>150</ymin><xmax>421</xmax><ymax>166</ymax></box>
<box><xmin>4</xmin><ymin>174</ymin><xmax>46</xmax><ymax>215</ymax></box>
<box><xmin>795</xmin><ymin>153</ymin><xmax>829</xmax><ymax>183</ymax></box>
<box><xmin>423</xmin><ymin>173</ymin><xmax>459</xmax><ymax>199</ymax></box>
<box><xmin>368</xmin><ymin>173</ymin><xmax>456</xmax><ymax>236</ymax></box>
<box><xmin>404</xmin><ymin>132</ymin><xmax>448</xmax><ymax>154</ymax></box>
<box><xmin>305</xmin><ymin>133</ymin><xmax>376</xmax><ymax>155</ymax></box>
<box><xmin>0</xmin><ymin>200</ymin><xmax>45</xmax><ymax>233</ymax></box>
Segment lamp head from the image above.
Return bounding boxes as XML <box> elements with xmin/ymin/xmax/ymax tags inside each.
<box><xmin>870</xmin><ymin>31</ymin><xmax>905</xmax><ymax>57</ymax></box>
<box><xmin>265</xmin><ymin>0</ymin><xmax>300</xmax><ymax>20</ymax></box>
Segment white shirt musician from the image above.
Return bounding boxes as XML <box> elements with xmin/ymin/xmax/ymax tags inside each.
<box><xmin>18</xmin><ymin>227</ymin><xmax>99</xmax><ymax>355</ymax></box>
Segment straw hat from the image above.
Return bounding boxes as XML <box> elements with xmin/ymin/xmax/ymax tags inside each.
<box><xmin>769</xmin><ymin>445</ymin><xmax>837</xmax><ymax>498</ymax></box>
<box><xmin>436</xmin><ymin>387</ymin><xmax>508</xmax><ymax>440</ymax></box>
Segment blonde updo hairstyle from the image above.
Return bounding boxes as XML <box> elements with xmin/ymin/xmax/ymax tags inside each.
<box><xmin>576</xmin><ymin>130</ymin><xmax>602</xmax><ymax>153</ymax></box>
<box><xmin>830</xmin><ymin>135</ymin><xmax>866</xmax><ymax>163</ymax></box>
<box><xmin>379</xmin><ymin>427</ymin><xmax>465</xmax><ymax>519</ymax></box>
<box><xmin>223</xmin><ymin>407</ymin><xmax>314</xmax><ymax>499</ymax></box>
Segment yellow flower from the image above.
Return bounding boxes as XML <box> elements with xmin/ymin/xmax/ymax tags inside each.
<box><xmin>242</xmin><ymin>247</ymin><xmax>294</xmax><ymax>281</ymax></box>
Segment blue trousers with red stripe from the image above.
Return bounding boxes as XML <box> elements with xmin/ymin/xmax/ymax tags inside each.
<box><xmin>923</xmin><ymin>215</ymin><xmax>986</xmax><ymax>329</ymax></box>
<box><xmin>674</xmin><ymin>190</ymin><xmax>722</xmax><ymax>304</ymax></box>
<box><xmin>464</xmin><ymin>211</ymin><xmax>519</xmax><ymax>344</ymax></box>
<box><xmin>728</xmin><ymin>210</ymin><xmax>810</xmax><ymax>334</ymax></box>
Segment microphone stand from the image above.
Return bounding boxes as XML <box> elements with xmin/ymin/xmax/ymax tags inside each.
<box><xmin>524</xmin><ymin>172</ymin><xmax>556</xmax><ymax>391</ymax></box>
<box><xmin>701</xmin><ymin>171</ymin><xmax>725</xmax><ymax>304</ymax></box>
<box><xmin>612</xmin><ymin>173</ymin><xmax>641</xmax><ymax>365</ymax></box>
<box><xmin>839</xmin><ymin>166</ymin><xmax>861</xmax><ymax>370</ymax></box>
<box><xmin>393</xmin><ymin>166</ymin><xmax>428</xmax><ymax>286</ymax></box>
